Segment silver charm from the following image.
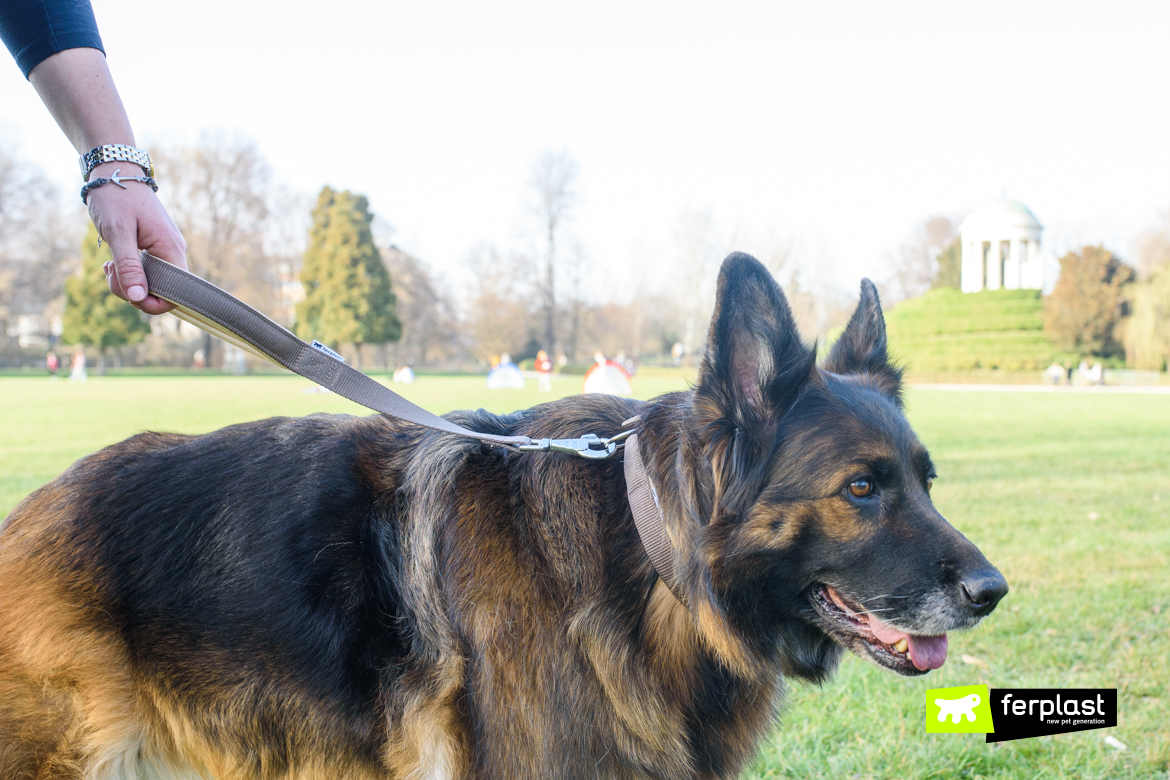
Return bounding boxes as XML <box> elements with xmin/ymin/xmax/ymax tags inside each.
<box><xmin>108</xmin><ymin>168</ymin><xmax>130</xmax><ymax>189</ymax></box>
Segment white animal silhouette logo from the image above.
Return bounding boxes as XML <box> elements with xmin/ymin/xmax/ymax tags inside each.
<box><xmin>935</xmin><ymin>693</ymin><xmax>981</xmax><ymax>723</ymax></box>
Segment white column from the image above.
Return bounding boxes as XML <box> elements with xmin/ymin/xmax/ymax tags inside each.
<box><xmin>1031</xmin><ymin>240</ymin><xmax>1042</xmax><ymax>288</ymax></box>
<box><xmin>1015</xmin><ymin>240</ymin><xmax>1024</xmax><ymax>290</ymax></box>
<box><xmin>1004</xmin><ymin>240</ymin><xmax>1020</xmax><ymax>289</ymax></box>
<box><xmin>961</xmin><ymin>240</ymin><xmax>973</xmax><ymax>292</ymax></box>
<box><xmin>988</xmin><ymin>239</ymin><xmax>1001</xmax><ymax>290</ymax></box>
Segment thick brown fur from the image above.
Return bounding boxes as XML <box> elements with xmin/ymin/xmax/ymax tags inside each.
<box><xmin>0</xmin><ymin>253</ymin><xmax>1006</xmax><ymax>779</ymax></box>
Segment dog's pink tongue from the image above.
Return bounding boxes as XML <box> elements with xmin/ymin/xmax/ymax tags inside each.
<box><xmin>907</xmin><ymin>634</ymin><xmax>948</xmax><ymax>671</ymax></box>
<box><xmin>868</xmin><ymin>616</ymin><xmax>949</xmax><ymax>671</ymax></box>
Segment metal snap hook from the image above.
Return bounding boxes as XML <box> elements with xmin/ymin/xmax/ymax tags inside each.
<box><xmin>518</xmin><ymin>430</ymin><xmax>633</xmax><ymax>459</ymax></box>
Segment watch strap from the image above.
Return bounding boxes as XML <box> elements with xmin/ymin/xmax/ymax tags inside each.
<box><xmin>79</xmin><ymin>144</ymin><xmax>155</xmax><ymax>181</ymax></box>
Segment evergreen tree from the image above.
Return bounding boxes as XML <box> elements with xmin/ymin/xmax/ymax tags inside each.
<box><xmin>1044</xmin><ymin>245</ymin><xmax>1135</xmax><ymax>357</ymax></box>
<box><xmin>932</xmin><ymin>238</ymin><xmax>962</xmax><ymax>290</ymax></box>
<box><xmin>295</xmin><ymin>187</ymin><xmax>401</xmax><ymax>367</ymax></box>
<box><xmin>62</xmin><ymin>224</ymin><xmax>151</xmax><ymax>372</ymax></box>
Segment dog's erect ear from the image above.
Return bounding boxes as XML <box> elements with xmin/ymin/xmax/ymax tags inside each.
<box><xmin>822</xmin><ymin>278</ymin><xmax>903</xmax><ymax>400</ymax></box>
<box><xmin>694</xmin><ymin>253</ymin><xmax>815</xmax><ymax>516</ymax></box>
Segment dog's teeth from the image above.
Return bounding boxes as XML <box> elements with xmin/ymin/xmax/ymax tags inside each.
<box><xmin>893</xmin><ymin>638</ymin><xmax>908</xmax><ymax>653</ymax></box>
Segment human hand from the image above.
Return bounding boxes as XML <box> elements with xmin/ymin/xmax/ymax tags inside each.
<box><xmin>87</xmin><ymin>160</ymin><xmax>187</xmax><ymax>315</ymax></box>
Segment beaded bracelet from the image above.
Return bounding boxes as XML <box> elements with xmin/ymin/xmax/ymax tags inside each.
<box><xmin>80</xmin><ymin>168</ymin><xmax>159</xmax><ymax>204</ymax></box>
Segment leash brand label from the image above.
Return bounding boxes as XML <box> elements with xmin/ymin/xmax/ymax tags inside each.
<box><xmin>985</xmin><ymin>688</ymin><xmax>1117</xmax><ymax>743</ymax></box>
<box><xmin>925</xmin><ymin>685</ymin><xmax>994</xmax><ymax>734</ymax></box>
<box><xmin>310</xmin><ymin>340</ymin><xmax>346</xmax><ymax>363</ymax></box>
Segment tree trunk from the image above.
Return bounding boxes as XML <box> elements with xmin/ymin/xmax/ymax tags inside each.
<box><xmin>545</xmin><ymin>226</ymin><xmax>556</xmax><ymax>353</ymax></box>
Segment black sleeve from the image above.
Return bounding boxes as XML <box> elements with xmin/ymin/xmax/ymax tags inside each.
<box><xmin>0</xmin><ymin>0</ymin><xmax>105</xmax><ymax>79</ymax></box>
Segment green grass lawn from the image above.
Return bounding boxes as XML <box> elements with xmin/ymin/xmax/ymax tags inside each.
<box><xmin>1</xmin><ymin>375</ymin><xmax>1167</xmax><ymax>778</ymax></box>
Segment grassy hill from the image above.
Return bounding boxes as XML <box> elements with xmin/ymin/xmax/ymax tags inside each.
<box><xmin>885</xmin><ymin>287</ymin><xmax>1057</xmax><ymax>372</ymax></box>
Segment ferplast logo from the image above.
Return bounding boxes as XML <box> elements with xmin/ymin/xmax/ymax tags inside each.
<box><xmin>925</xmin><ymin>687</ymin><xmax>1118</xmax><ymax>742</ymax></box>
<box><xmin>925</xmin><ymin>684</ymin><xmax>994</xmax><ymax>734</ymax></box>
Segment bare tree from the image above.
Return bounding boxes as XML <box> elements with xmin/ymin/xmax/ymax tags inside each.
<box><xmin>780</xmin><ymin>239</ymin><xmax>852</xmax><ymax>344</ymax></box>
<box><xmin>885</xmin><ymin>215</ymin><xmax>959</xmax><ymax>302</ymax></box>
<box><xmin>264</xmin><ymin>185</ymin><xmax>312</xmax><ymax>326</ymax></box>
<box><xmin>155</xmin><ymin>134</ymin><xmax>271</xmax><ymax>364</ymax></box>
<box><xmin>527</xmin><ymin>150</ymin><xmax>578</xmax><ymax>355</ymax></box>
<box><xmin>464</xmin><ymin>243</ymin><xmax>534</xmax><ymax>363</ymax></box>
<box><xmin>674</xmin><ymin>207</ymin><xmax>719</xmax><ymax>360</ymax></box>
<box><xmin>1135</xmin><ymin>209</ymin><xmax>1170</xmax><ymax>280</ymax></box>
<box><xmin>381</xmin><ymin>245</ymin><xmax>460</xmax><ymax>368</ymax></box>
<box><xmin>0</xmin><ymin>137</ymin><xmax>83</xmax><ymax>357</ymax></box>
<box><xmin>156</xmin><ymin>133</ymin><xmax>270</xmax><ymax>292</ymax></box>
<box><xmin>561</xmin><ymin>237</ymin><xmax>588</xmax><ymax>361</ymax></box>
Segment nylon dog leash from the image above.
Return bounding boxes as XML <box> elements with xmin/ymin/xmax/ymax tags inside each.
<box><xmin>139</xmin><ymin>252</ymin><xmax>684</xmax><ymax>601</ymax></box>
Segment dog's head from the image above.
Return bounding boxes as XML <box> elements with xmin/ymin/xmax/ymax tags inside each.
<box><xmin>682</xmin><ymin>252</ymin><xmax>1006</xmax><ymax>681</ymax></box>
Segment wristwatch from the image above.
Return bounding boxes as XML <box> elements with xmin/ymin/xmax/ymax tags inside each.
<box><xmin>79</xmin><ymin>144</ymin><xmax>155</xmax><ymax>182</ymax></box>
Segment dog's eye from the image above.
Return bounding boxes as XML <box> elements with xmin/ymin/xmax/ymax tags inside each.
<box><xmin>848</xmin><ymin>479</ymin><xmax>874</xmax><ymax>499</ymax></box>
<box><xmin>925</xmin><ymin>477</ymin><xmax>934</xmax><ymax>493</ymax></box>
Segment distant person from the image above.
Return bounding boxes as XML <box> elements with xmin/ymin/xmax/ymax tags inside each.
<box><xmin>46</xmin><ymin>350</ymin><xmax>59</xmax><ymax>378</ymax></box>
<box><xmin>614</xmin><ymin>351</ymin><xmax>636</xmax><ymax>376</ymax></box>
<box><xmin>1045</xmin><ymin>362</ymin><xmax>1063</xmax><ymax>385</ymax></box>
<box><xmin>68</xmin><ymin>349</ymin><xmax>86</xmax><ymax>382</ymax></box>
<box><xmin>1090</xmin><ymin>362</ymin><xmax>1104</xmax><ymax>386</ymax></box>
<box><xmin>535</xmin><ymin>350</ymin><xmax>552</xmax><ymax>393</ymax></box>
<box><xmin>486</xmin><ymin>355</ymin><xmax>524</xmax><ymax>390</ymax></box>
<box><xmin>1</xmin><ymin>0</ymin><xmax>187</xmax><ymax>312</ymax></box>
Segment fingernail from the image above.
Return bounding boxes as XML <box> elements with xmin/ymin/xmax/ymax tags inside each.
<box><xmin>127</xmin><ymin>285</ymin><xmax>146</xmax><ymax>301</ymax></box>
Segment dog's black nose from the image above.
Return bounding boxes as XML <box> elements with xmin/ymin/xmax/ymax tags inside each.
<box><xmin>961</xmin><ymin>570</ymin><xmax>1009</xmax><ymax>616</ymax></box>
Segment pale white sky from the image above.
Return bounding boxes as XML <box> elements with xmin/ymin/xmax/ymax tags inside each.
<box><xmin>2</xmin><ymin>0</ymin><xmax>1168</xmax><ymax>302</ymax></box>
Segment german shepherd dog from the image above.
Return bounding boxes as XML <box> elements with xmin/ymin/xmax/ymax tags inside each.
<box><xmin>0</xmin><ymin>253</ymin><xmax>1006</xmax><ymax>779</ymax></box>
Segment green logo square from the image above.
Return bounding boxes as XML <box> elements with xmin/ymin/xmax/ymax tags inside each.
<box><xmin>926</xmin><ymin>684</ymin><xmax>995</xmax><ymax>733</ymax></box>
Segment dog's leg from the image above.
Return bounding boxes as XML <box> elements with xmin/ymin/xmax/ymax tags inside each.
<box><xmin>0</xmin><ymin>573</ymin><xmax>142</xmax><ymax>778</ymax></box>
<box><xmin>384</xmin><ymin>657</ymin><xmax>467</xmax><ymax>780</ymax></box>
<box><xmin>0</xmin><ymin>490</ymin><xmax>159</xmax><ymax>780</ymax></box>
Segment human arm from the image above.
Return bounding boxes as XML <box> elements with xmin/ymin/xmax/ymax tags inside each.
<box><xmin>30</xmin><ymin>47</ymin><xmax>187</xmax><ymax>314</ymax></box>
<box><xmin>1</xmin><ymin>1</ymin><xmax>186</xmax><ymax>314</ymax></box>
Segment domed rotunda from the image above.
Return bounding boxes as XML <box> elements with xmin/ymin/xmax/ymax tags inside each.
<box><xmin>959</xmin><ymin>199</ymin><xmax>1053</xmax><ymax>293</ymax></box>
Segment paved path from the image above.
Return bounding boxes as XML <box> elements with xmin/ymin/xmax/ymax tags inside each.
<box><xmin>910</xmin><ymin>383</ymin><xmax>1170</xmax><ymax>394</ymax></box>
